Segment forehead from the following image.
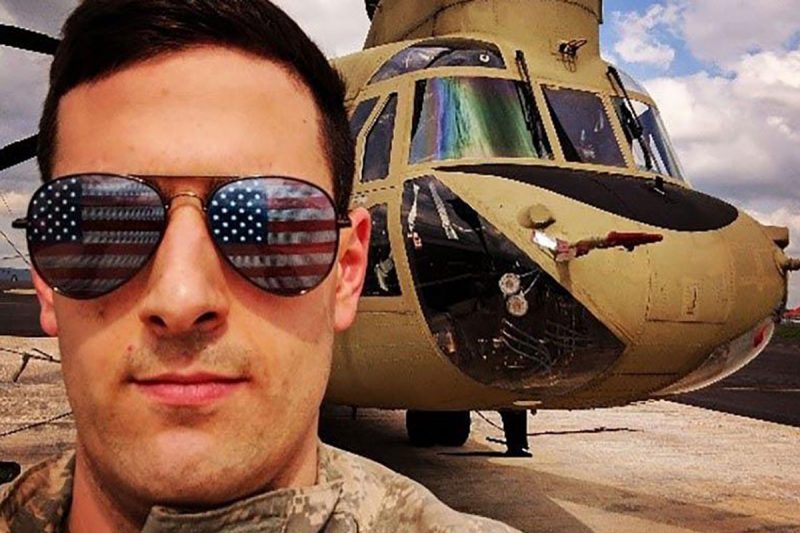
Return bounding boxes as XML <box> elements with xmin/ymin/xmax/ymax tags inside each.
<box><xmin>53</xmin><ymin>46</ymin><xmax>332</xmax><ymax>192</ymax></box>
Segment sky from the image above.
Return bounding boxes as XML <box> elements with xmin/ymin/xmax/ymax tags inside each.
<box><xmin>0</xmin><ymin>0</ymin><xmax>797</xmax><ymax>307</ymax></box>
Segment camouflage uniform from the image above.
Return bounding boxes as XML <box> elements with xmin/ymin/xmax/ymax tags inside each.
<box><xmin>0</xmin><ymin>443</ymin><xmax>520</xmax><ymax>532</ymax></box>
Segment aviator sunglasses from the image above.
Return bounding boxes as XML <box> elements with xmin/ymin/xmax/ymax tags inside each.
<box><xmin>12</xmin><ymin>173</ymin><xmax>351</xmax><ymax>300</ymax></box>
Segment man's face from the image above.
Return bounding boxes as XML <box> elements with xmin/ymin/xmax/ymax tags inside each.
<box><xmin>34</xmin><ymin>47</ymin><xmax>365</xmax><ymax>508</ymax></box>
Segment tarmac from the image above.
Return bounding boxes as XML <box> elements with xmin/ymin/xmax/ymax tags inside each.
<box><xmin>0</xmin><ymin>291</ymin><xmax>799</xmax><ymax>532</ymax></box>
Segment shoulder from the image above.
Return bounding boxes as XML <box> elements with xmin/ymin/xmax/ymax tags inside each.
<box><xmin>0</xmin><ymin>452</ymin><xmax>75</xmax><ymax>533</ymax></box>
<box><xmin>322</xmin><ymin>444</ymin><xmax>520</xmax><ymax>532</ymax></box>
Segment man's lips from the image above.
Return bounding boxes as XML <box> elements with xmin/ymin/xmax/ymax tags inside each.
<box><xmin>132</xmin><ymin>373</ymin><xmax>248</xmax><ymax>406</ymax></box>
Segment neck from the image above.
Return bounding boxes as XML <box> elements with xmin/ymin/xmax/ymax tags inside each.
<box><xmin>269</xmin><ymin>421</ymin><xmax>321</xmax><ymax>489</ymax></box>
<box><xmin>68</xmin><ymin>451</ymin><xmax>143</xmax><ymax>533</ymax></box>
<box><xmin>67</xmin><ymin>424</ymin><xmax>321</xmax><ymax>533</ymax></box>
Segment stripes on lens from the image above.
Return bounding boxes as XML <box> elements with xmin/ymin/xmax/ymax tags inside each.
<box><xmin>209</xmin><ymin>178</ymin><xmax>338</xmax><ymax>294</ymax></box>
<box><xmin>28</xmin><ymin>175</ymin><xmax>164</xmax><ymax>298</ymax></box>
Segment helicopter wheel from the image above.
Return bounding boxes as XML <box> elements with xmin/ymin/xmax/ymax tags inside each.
<box><xmin>437</xmin><ymin>410</ymin><xmax>471</xmax><ymax>446</ymax></box>
<box><xmin>406</xmin><ymin>410</ymin><xmax>471</xmax><ymax>447</ymax></box>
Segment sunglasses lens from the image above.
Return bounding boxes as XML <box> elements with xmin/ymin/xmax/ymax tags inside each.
<box><xmin>209</xmin><ymin>178</ymin><xmax>339</xmax><ymax>295</ymax></box>
<box><xmin>27</xmin><ymin>175</ymin><xmax>165</xmax><ymax>299</ymax></box>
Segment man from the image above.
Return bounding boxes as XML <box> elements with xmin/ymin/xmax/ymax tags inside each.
<box><xmin>0</xmin><ymin>1</ymin><xmax>519</xmax><ymax>531</ymax></box>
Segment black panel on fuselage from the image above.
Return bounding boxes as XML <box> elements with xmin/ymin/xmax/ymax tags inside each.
<box><xmin>440</xmin><ymin>164</ymin><xmax>739</xmax><ymax>232</ymax></box>
<box><xmin>402</xmin><ymin>175</ymin><xmax>625</xmax><ymax>395</ymax></box>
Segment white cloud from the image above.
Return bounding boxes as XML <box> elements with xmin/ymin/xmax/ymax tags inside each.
<box><xmin>0</xmin><ymin>190</ymin><xmax>27</xmax><ymax>213</ymax></box>
<box><xmin>645</xmin><ymin>47</ymin><xmax>800</xmax><ymax>204</ymax></box>
<box><xmin>1</xmin><ymin>0</ymin><xmax>77</xmax><ymax>36</ymax></box>
<box><xmin>733</xmin><ymin>50</ymin><xmax>800</xmax><ymax>108</ymax></box>
<box><xmin>612</xmin><ymin>4</ymin><xmax>680</xmax><ymax>68</ymax></box>
<box><xmin>680</xmin><ymin>0</ymin><xmax>800</xmax><ymax>67</ymax></box>
<box><xmin>0</xmin><ymin>50</ymin><xmax>50</xmax><ymax>147</ymax></box>
<box><xmin>789</xmin><ymin>275</ymin><xmax>799</xmax><ymax>310</ymax></box>
<box><xmin>0</xmin><ymin>2</ymin><xmax>16</xmax><ymax>24</ymax></box>
<box><xmin>271</xmin><ymin>0</ymin><xmax>370</xmax><ymax>57</ymax></box>
<box><xmin>612</xmin><ymin>1</ymin><xmax>800</xmax><ymax>70</ymax></box>
<box><xmin>0</xmin><ymin>2</ymin><xmax>16</xmax><ymax>64</ymax></box>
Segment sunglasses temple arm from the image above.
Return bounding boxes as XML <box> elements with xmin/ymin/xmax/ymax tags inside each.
<box><xmin>11</xmin><ymin>218</ymin><xmax>28</xmax><ymax>230</ymax></box>
<box><xmin>336</xmin><ymin>215</ymin><xmax>352</xmax><ymax>229</ymax></box>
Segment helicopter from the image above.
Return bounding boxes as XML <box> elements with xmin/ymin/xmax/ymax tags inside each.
<box><xmin>1</xmin><ymin>0</ymin><xmax>798</xmax><ymax>449</ymax></box>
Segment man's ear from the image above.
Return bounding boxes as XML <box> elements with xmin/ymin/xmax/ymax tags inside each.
<box><xmin>334</xmin><ymin>207</ymin><xmax>370</xmax><ymax>332</ymax></box>
<box><xmin>32</xmin><ymin>269</ymin><xmax>58</xmax><ymax>336</ymax></box>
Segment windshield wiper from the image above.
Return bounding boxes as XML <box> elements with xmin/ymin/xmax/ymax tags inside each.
<box><xmin>607</xmin><ymin>66</ymin><xmax>656</xmax><ymax>174</ymax></box>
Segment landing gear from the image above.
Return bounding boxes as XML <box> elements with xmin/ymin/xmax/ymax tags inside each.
<box><xmin>406</xmin><ymin>410</ymin><xmax>471</xmax><ymax>447</ymax></box>
<box><xmin>499</xmin><ymin>409</ymin><xmax>532</xmax><ymax>457</ymax></box>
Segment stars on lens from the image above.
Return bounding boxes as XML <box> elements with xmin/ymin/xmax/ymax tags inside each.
<box><xmin>209</xmin><ymin>183</ymin><xmax>271</xmax><ymax>248</ymax></box>
<box><xmin>32</xmin><ymin>179</ymin><xmax>84</xmax><ymax>244</ymax></box>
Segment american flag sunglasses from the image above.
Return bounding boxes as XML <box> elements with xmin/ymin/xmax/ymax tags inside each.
<box><xmin>13</xmin><ymin>174</ymin><xmax>352</xmax><ymax>300</ymax></box>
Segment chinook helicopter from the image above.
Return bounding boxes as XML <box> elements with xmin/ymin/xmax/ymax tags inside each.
<box><xmin>1</xmin><ymin>0</ymin><xmax>798</xmax><ymax>448</ymax></box>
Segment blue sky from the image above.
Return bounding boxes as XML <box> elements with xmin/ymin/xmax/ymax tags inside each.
<box><xmin>601</xmin><ymin>0</ymin><xmax>705</xmax><ymax>78</ymax></box>
<box><xmin>1</xmin><ymin>0</ymin><xmax>798</xmax><ymax>307</ymax></box>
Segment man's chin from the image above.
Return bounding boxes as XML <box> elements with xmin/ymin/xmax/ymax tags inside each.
<box><xmin>151</xmin><ymin>427</ymin><xmax>220</xmax><ymax>460</ymax></box>
<box><xmin>121</xmin><ymin>430</ymin><xmax>265</xmax><ymax>507</ymax></box>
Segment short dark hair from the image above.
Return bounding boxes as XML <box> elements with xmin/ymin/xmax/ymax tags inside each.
<box><xmin>38</xmin><ymin>0</ymin><xmax>354</xmax><ymax>212</ymax></box>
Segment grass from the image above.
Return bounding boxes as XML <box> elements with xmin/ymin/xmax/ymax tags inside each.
<box><xmin>775</xmin><ymin>323</ymin><xmax>800</xmax><ymax>341</ymax></box>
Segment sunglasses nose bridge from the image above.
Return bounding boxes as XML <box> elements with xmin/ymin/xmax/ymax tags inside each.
<box><xmin>165</xmin><ymin>191</ymin><xmax>207</xmax><ymax>212</ymax></box>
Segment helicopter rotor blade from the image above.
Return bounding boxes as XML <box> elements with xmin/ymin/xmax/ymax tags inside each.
<box><xmin>0</xmin><ymin>24</ymin><xmax>59</xmax><ymax>55</ymax></box>
<box><xmin>0</xmin><ymin>135</ymin><xmax>38</xmax><ymax>173</ymax></box>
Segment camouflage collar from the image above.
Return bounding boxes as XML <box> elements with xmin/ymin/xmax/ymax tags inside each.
<box><xmin>2</xmin><ymin>444</ymin><xmax>346</xmax><ymax>533</ymax></box>
<box><xmin>142</xmin><ymin>445</ymin><xmax>344</xmax><ymax>532</ymax></box>
<box><xmin>0</xmin><ymin>451</ymin><xmax>75</xmax><ymax>533</ymax></box>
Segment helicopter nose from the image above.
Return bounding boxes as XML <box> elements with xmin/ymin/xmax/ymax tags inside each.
<box><xmin>645</xmin><ymin>208</ymin><xmax>786</xmax><ymax>327</ymax></box>
<box><xmin>400</xmin><ymin>175</ymin><xmax>626</xmax><ymax>396</ymax></box>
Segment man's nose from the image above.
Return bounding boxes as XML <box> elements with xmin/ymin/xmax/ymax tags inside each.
<box><xmin>138</xmin><ymin>199</ymin><xmax>230</xmax><ymax>336</ymax></box>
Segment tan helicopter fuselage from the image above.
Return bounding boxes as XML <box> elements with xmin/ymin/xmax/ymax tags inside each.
<box><xmin>325</xmin><ymin>0</ymin><xmax>788</xmax><ymax>410</ymax></box>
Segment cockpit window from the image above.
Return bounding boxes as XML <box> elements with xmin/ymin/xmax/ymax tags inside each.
<box><xmin>615</xmin><ymin>67</ymin><xmax>651</xmax><ymax>98</ymax></box>
<box><xmin>612</xmin><ymin>97</ymin><xmax>685</xmax><ymax>180</ymax></box>
<box><xmin>369</xmin><ymin>39</ymin><xmax>505</xmax><ymax>84</ymax></box>
<box><xmin>362</xmin><ymin>94</ymin><xmax>397</xmax><ymax>182</ymax></box>
<box><xmin>543</xmin><ymin>86</ymin><xmax>626</xmax><ymax>167</ymax></box>
<box><xmin>349</xmin><ymin>97</ymin><xmax>379</xmax><ymax>140</ymax></box>
<box><xmin>364</xmin><ymin>204</ymin><xmax>401</xmax><ymax>297</ymax></box>
<box><xmin>410</xmin><ymin>76</ymin><xmax>552</xmax><ymax>164</ymax></box>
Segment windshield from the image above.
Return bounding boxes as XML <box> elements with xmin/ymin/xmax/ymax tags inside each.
<box><xmin>612</xmin><ymin>97</ymin><xmax>684</xmax><ymax>180</ymax></box>
<box><xmin>543</xmin><ymin>86</ymin><xmax>626</xmax><ymax>167</ymax></box>
<box><xmin>409</xmin><ymin>76</ymin><xmax>552</xmax><ymax>164</ymax></box>
<box><xmin>369</xmin><ymin>40</ymin><xmax>505</xmax><ymax>84</ymax></box>
<box><xmin>616</xmin><ymin>67</ymin><xmax>651</xmax><ymax>98</ymax></box>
